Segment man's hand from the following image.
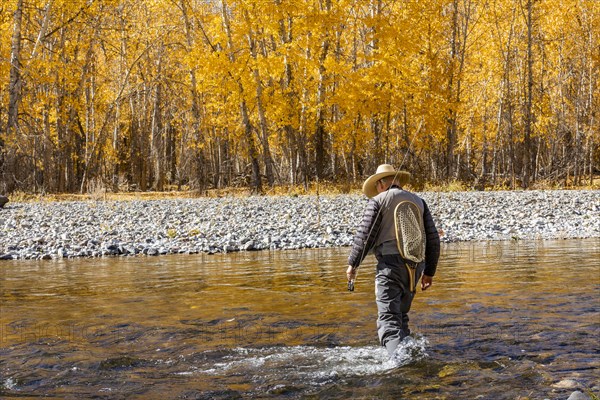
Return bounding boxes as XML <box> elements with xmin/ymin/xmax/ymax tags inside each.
<box><xmin>346</xmin><ymin>265</ymin><xmax>357</xmax><ymax>291</ymax></box>
<box><xmin>346</xmin><ymin>265</ymin><xmax>357</xmax><ymax>282</ymax></box>
<box><xmin>421</xmin><ymin>274</ymin><xmax>433</xmax><ymax>291</ymax></box>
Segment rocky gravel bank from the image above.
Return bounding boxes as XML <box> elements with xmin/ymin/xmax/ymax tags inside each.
<box><xmin>1</xmin><ymin>190</ymin><xmax>598</xmax><ymax>260</ymax></box>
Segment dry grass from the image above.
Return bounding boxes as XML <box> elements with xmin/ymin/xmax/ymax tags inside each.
<box><xmin>423</xmin><ymin>180</ymin><xmax>470</xmax><ymax>192</ymax></box>
<box><xmin>4</xmin><ymin>175</ymin><xmax>598</xmax><ymax>203</ymax></box>
<box><xmin>424</xmin><ymin>176</ymin><xmax>600</xmax><ymax>192</ymax></box>
<box><xmin>6</xmin><ymin>190</ymin><xmax>202</xmax><ymax>203</ymax></box>
<box><xmin>529</xmin><ymin>176</ymin><xmax>600</xmax><ymax>190</ymax></box>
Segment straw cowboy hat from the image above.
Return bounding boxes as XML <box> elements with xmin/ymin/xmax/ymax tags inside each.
<box><xmin>362</xmin><ymin>164</ymin><xmax>411</xmax><ymax>198</ymax></box>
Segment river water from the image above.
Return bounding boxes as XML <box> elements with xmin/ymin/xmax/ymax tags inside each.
<box><xmin>1</xmin><ymin>240</ymin><xmax>598</xmax><ymax>399</ymax></box>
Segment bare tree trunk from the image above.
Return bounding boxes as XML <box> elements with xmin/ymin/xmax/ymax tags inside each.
<box><xmin>151</xmin><ymin>49</ymin><xmax>165</xmax><ymax>192</ymax></box>
<box><xmin>493</xmin><ymin>1</ymin><xmax>518</xmax><ymax>188</ymax></box>
<box><xmin>4</xmin><ymin>0</ymin><xmax>24</xmax><ymax>190</ymax></box>
<box><xmin>521</xmin><ymin>0</ymin><xmax>534</xmax><ymax>188</ymax></box>
<box><xmin>179</xmin><ymin>0</ymin><xmax>206</xmax><ymax>190</ymax></box>
<box><xmin>277</xmin><ymin>10</ymin><xmax>299</xmax><ymax>186</ymax></box>
<box><xmin>245</xmin><ymin>14</ymin><xmax>275</xmax><ymax>186</ymax></box>
<box><xmin>138</xmin><ymin>90</ymin><xmax>149</xmax><ymax>191</ymax></box>
<box><xmin>586</xmin><ymin>11</ymin><xmax>596</xmax><ymax>187</ymax></box>
<box><xmin>480</xmin><ymin>123</ymin><xmax>488</xmax><ymax>187</ymax></box>
<box><xmin>445</xmin><ymin>0</ymin><xmax>459</xmax><ymax>181</ymax></box>
<box><xmin>314</xmin><ymin>0</ymin><xmax>331</xmax><ymax>180</ymax></box>
<box><xmin>298</xmin><ymin>37</ymin><xmax>312</xmax><ymax>189</ymax></box>
<box><xmin>508</xmin><ymin>99</ymin><xmax>516</xmax><ymax>189</ymax></box>
<box><xmin>55</xmin><ymin>27</ymin><xmax>69</xmax><ymax>193</ymax></box>
<box><xmin>7</xmin><ymin>0</ymin><xmax>23</xmax><ymax>139</ymax></box>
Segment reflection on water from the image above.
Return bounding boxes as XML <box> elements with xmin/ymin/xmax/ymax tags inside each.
<box><xmin>1</xmin><ymin>240</ymin><xmax>599</xmax><ymax>398</ymax></box>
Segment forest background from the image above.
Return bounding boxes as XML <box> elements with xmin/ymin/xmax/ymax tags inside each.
<box><xmin>1</xmin><ymin>0</ymin><xmax>598</xmax><ymax>196</ymax></box>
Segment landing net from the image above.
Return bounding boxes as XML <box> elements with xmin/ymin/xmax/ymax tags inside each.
<box><xmin>394</xmin><ymin>201</ymin><xmax>425</xmax><ymax>263</ymax></box>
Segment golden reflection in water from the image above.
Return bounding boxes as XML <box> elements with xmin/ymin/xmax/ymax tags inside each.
<box><xmin>1</xmin><ymin>240</ymin><xmax>598</xmax><ymax>336</ymax></box>
<box><xmin>1</xmin><ymin>248</ymin><xmax>375</xmax><ymax>350</ymax></box>
<box><xmin>1</xmin><ymin>240</ymin><xmax>598</xmax><ymax>346</ymax></box>
<box><xmin>0</xmin><ymin>239</ymin><xmax>598</xmax><ymax>398</ymax></box>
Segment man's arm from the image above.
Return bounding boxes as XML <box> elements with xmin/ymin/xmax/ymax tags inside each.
<box><xmin>422</xmin><ymin>200</ymin><xmax>440</xmax><ymax>278</ymax></box>
<box><xmin>347</xmin><ymin>198</ymin><xmax>382</xmax><ymax>270</ymax></box>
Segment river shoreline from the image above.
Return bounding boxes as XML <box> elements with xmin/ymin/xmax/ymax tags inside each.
<box><xmin>1</xmin><ymin>190</ymin><xmax>598</xmax><ymax>260</ymax></box>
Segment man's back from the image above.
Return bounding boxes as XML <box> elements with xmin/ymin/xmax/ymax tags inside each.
<box><xmin>372</xmin><ymin>187</ymin><xmax>425</xmax><ymax>249</ymax></box>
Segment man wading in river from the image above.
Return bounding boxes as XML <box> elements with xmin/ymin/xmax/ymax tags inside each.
<box><xmin>346</xmin><ymin>164</ymin><xmax>440</xmax><ymax>356</ymax></box>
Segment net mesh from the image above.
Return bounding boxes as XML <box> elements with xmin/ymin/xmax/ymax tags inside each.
<box><xmin>394</xmin><ymin>201</ymin><xmax>426</xmax><ymax>263</ymax></box>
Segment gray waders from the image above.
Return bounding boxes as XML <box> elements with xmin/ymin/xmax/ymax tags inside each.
<box><xmin>377</xmin><ymin>200</ymin><xmax>426</xmax><ymax>356</ymax></box>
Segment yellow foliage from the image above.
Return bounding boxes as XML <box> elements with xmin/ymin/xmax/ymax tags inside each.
<box><xmin>0</xmin><ymin>0</ymin><xmax>597</xmax><ymax>193</ymax></box>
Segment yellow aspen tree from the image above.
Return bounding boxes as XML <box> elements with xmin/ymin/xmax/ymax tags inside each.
<box><xmin>0</xmin><ymin>0</ymin><xmax>597</xmax><ymax>193</ymax></box>
<box><xmin>241</xmin><ymin>3</ymin><xmax>275</xmax><ymax>186</ymax></box>
<box><xmin>220</xmin><ymin>0</ymin><xmax>263</xmax><ymax>192</ymax></box>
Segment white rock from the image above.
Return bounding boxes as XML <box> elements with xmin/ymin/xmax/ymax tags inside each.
<box><xmin>567</xmin><ymin>391</ymin><xmax>591</xmax><ymax>400</ymax></box>
<box><xmin>552</xmin><ymin>379</ymin><xmax>580</xmax><ymax>389</ymax></box>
